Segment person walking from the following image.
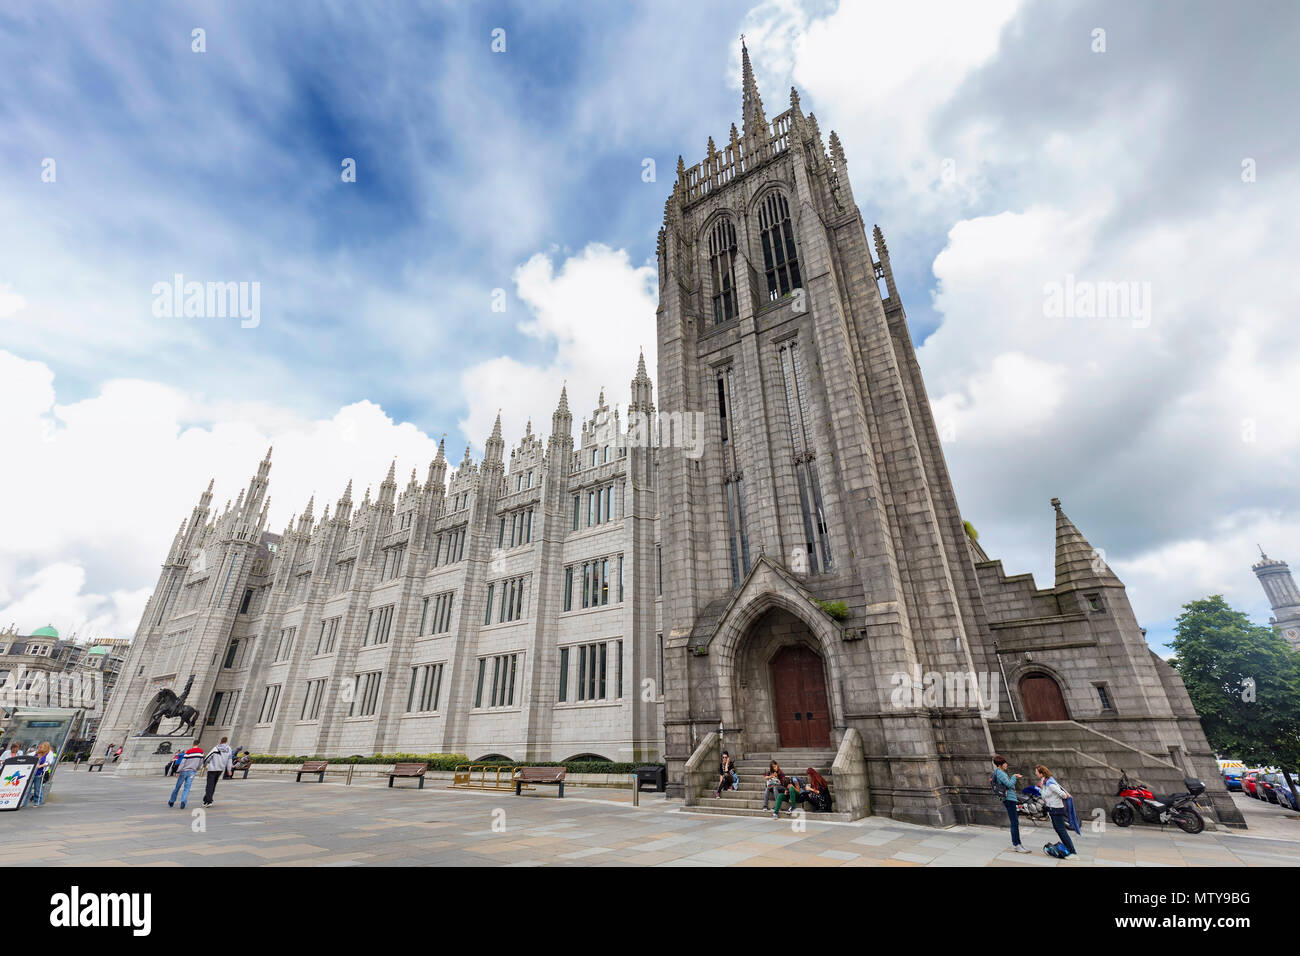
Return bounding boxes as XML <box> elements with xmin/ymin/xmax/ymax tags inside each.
<box><xmin>168</xmin><ymin>746</ymin><xmax>205</xmax><ymax>809</ymax></box>
<box><xmin>201</xmin><ymin>737</ymin><xmax>233</xmax><ymax>808</ymax></box>
<box><xmin>993</xmin><ymin>755</ymin><xmax>1032</xmax><ymax>854</ymax></box>
<box><xmin>1035</xmin><ymin>765</ymin><xmax>1078</xmax><ymax>857</ymax></box>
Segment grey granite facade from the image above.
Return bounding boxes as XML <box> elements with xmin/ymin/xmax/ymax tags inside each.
<box><xmin>100</xmin><ymin>46</ymin><xmax>1240</xmax><ymax>828</ymax></box>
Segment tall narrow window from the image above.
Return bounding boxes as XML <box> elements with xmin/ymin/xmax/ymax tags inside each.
<box><xmin>709</xmin><ymin>217</ymin><xmax>739</xmax><ymax>325</ymax></box>
<box><xmin>717</xmin><ymin>367</ymin><xmax>751</xmax><ymax>587</ymax></box>
<box><xmin>563</xmin><ymin>566</ymin><xmax>573</xmax><ymax>611</ymax></box>
<box><xmin>559</xmin><ymin>647</ymin><xmax>569</xmax><ymax>702</ymax></box>
<box><xmin>778</xmin><ymin>340</ymin><xmax>833</xmax><ymax>572</ymax></box>
<box><xmin>758</xmin><ymin>191</ymin><xmax>802</xmax><ymax>301</ymax></box>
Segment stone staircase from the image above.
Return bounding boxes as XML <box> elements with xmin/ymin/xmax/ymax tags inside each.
<box><xmin>688</xmin><ymin>750</ymin><xmax>838</xmax><ymax>819</ymax></box>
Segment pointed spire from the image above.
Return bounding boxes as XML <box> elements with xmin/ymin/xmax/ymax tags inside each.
<box><xmin>740</xmin><ymin>37</ymin><xmax>768</xmax><ymax>138</ymax></box>
<box><xmin>829</xmin><ymin>130</ymin><xmax>845</xmax><ymax>168</ymax></box>
<box><xmin>484</xmin><ymin>411</ymin><xmax>505</xmax><ymax>465</ymax></box>
<box><xmin>873</xmin><ymin>224</ymin><xmax>897</xmax><ymax>301</ymax></box>
<box><xmin>789</xmin><ymin>86</ymin><xmax>801</xmax><ymax>113</ymax></box>
<box><xmin>1051</xmin><ymin>498</ymin><xmax>1120</xmax><ymax>591</ymax></box>
<box><xmin>551</xmin><ymin>384</ymin><xmax>574</xmax><ymax>446</ymax></box>
<box><xmin>630</xmin><ymin>348</ymin><xmax>654</xmax><ymax>417</ymax></box>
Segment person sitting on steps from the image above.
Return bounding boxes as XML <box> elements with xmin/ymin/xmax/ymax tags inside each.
<box><xmin>714</xmin><ymin>751</ymin><xmax>738</xmax><ymax>797</ymax></box>
<box><xmin>761</xmin><ymin>761</ymin><xmax>787</xmax><ymax>811</ymax></box>
<box><xmin>773</xmin><ymin>774</ymin><xmax>804</xmax><ymax>817</ymax></box>
<box><xmin>803</xmin><ymin>767</ymin><xmax>832</xmax><ymax>812</ymax></box>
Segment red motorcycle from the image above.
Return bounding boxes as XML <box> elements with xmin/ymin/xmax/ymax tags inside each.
<box><xmin>1111</xmin><ymin>771</ymin><xmax>1206</xmax><ymax>834</ymax></box>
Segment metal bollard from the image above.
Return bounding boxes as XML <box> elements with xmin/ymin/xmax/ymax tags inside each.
<box><xmin>346</xmin><ymin>763</ymin><xmax>354</xmax><ymax>786</ymax></box>
<box><xmin>632</xmin><ymin>776</ymin><xmax>639</xmax><ymax>807</ymax></box>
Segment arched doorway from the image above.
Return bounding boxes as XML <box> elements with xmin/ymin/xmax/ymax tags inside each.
<box><xmin>770</xmin><ymin>645</ymin><xmax>831</xmax><ymax>748</ymax></box>
<box><xmin>1019</xmin><ymin>673</ymin><xmax>1068</xmax><ymax>721</ymax></box>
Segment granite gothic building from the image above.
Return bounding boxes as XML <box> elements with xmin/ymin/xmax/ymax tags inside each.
<box><xmin>100</xmin><ymin>47</ymin><xmax>1239</xmax><ymax>827</ymax></box>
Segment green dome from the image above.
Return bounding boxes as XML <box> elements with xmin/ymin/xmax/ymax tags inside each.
<box><xmin>30</xmin><ymin>624</ymin><xmax>58</xmax><ymax>638</ymax></box>
<box><xmin>88</xmin><ymin>646</ymin><xmax>110</xmax><ymax>655</ymax></box>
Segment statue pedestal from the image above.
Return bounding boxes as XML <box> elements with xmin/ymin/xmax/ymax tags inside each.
<box><xmin>114</xmin><ymin>734</ymin><xmax>196</xmax><ymax>777</ymax></box>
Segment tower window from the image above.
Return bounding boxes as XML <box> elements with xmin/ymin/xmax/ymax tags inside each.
<box><xmin>709</xmin><ymin>217</ymin><xmax>739</xmax><ymax>325</ymax></box>
<box><xmin>758</xmin><ymin>192</ymin><xmax>802</xmax><ymax>301</ymax></box>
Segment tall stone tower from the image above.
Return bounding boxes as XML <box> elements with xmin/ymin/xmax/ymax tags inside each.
<box><xmin>655</xmin><ymin>43</ymin><xmax>997</xmax><ymax>825</ymax></box>
<box><xmin>1253</xmin><ymin>550</ymin><xmax>1300</xmax><ymax>651</ymax></box>
<box><xmin>652</xmin><ymin>44</ymin><xmax>1241</xmax><ymax>829</ymax></box>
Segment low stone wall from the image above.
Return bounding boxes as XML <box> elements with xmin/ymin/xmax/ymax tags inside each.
<box><xmin>682</xmin><ymin>732</ymin><xmax>720</xmax><ymax>807</ymax></box>
<box><xmin>830</xmin><ymin>727</ymin><xmax>870</xmax><ymax>820</ymax></box>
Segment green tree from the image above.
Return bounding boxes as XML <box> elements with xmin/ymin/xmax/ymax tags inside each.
<box><xmin>1171</xmin><ymin>595</ymin><xmax>1300</xmax><ymax>807</ymax></box>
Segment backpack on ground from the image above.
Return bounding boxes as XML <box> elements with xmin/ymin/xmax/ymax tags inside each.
<box><xmin>1043</xmin><ymin>842</ymin><xmax>1069</xmax><ymax>858</ymax></box>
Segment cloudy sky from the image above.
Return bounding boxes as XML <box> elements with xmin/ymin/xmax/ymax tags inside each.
<box><xmin>1</xmin><ymin>0</ymin><xmax>1296</xmax><ymax>654</ymax></box>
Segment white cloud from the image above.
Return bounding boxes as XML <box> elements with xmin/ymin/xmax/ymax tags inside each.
<box><xmin>0</xmin><ymin>350</ymin><xmax>441</xmax><ymax>639</ymax></box>
<box><xmin>0</xmin><ymin>282</ymin><xmax>25</xmax><ymax>318</ymax></box>
<box><xmin>459</xmin><ymin>244</ymin><xmax>658</xmax><ymax>453</ymax></box>
<box><xmin>750</xmin><ymin>0</ymin><xmax>1300</xmax><ymax>650</ymax></box>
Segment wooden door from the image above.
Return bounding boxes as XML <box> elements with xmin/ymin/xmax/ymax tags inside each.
<box><xmin>771</xmin><ymin>645</ymin><xmax>832</xmax><ymax>748</ymax></box>
<box><xmin>1019</xmin><ymin>673</ymin><xmax>1068</xmax><ymax>721</ymax></box>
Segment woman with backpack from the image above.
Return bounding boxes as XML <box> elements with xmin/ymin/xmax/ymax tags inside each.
<box><xmin>1035</xmin><ymin>765</ymin><xmax>1077</xmax><ymax>857</ymax></box>
<box><xmin>992</xmin><ymin>755</ymin><xmax>1032</xmax><ymax>854</ymax></box>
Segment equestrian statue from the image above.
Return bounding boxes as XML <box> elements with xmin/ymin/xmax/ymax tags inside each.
<box><xmin>141</xmin><ymin>674</ymin><xmax>200</xmax><ymax>736</ymax></box>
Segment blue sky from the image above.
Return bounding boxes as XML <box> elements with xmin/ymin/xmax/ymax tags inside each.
<box><xmin>1</xmin><ymin>0</ymin><xmax>1298</xmax><ymax>654</ymax></box>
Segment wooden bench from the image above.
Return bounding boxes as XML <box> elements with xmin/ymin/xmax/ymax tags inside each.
<box><xmin>229</xmin><ymin>756</ymin><xmax>253</xmax><ymax>779</ymax></box>
<box><xmin>514</xmin><ymin>767</ymin><xmax>566</xmax><ymax>797</ymax></box>
<box><xmin>388</xmin><ymin>762</ymin><xmax>427</xmax><ymax>789</ymax></box>
<box><xmin>87</xmin><ymin>758</ymin><xmax>106</xmax><ymax>773</ymax></box>
<box><xmin>296</xmin><ymin>760</ymin><xmax>328</xmax><ymax>783</ymax></box>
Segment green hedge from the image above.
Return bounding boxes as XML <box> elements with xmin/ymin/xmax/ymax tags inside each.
<box><xmin>248</xmin><ymin>753</ymin><xmax>662</xmax><ymax>775</ymax></box>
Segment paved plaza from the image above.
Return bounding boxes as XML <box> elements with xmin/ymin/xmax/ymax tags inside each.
<box><xmin>5</xmin><ymin>771</ymin><xmax>1297</xmax><ymax>867</ymax></box>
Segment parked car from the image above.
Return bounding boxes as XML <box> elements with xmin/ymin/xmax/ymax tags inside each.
<box><xmin>1272</xmin><ymin>774</ymin><xmax>1300</xmax><ymax>811</ymax></box>
<box><xmin>1242</xmin><ymin>771</ymin><xmax>1263</xmax><ymax>798</ymax></box>
<box><xmin>1222</xmin><ymin>768</ymin><xmax>1244</xmax><ymax>791</ymax></box>
<box><xmin>1261</xmin><ymin>772</ymin><xmax>1298</xmax><ymax>808</ymax></box>
<box><xmin>1259</xmin><ymin>773</ymin><xmax>1280</xmax><ymax>803</ymax></box>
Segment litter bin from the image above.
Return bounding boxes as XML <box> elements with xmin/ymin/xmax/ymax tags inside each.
<box><xmin>634</xmin><ymin>765</ymin><xmax>666</xmax><ymax>792</ymax></box>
